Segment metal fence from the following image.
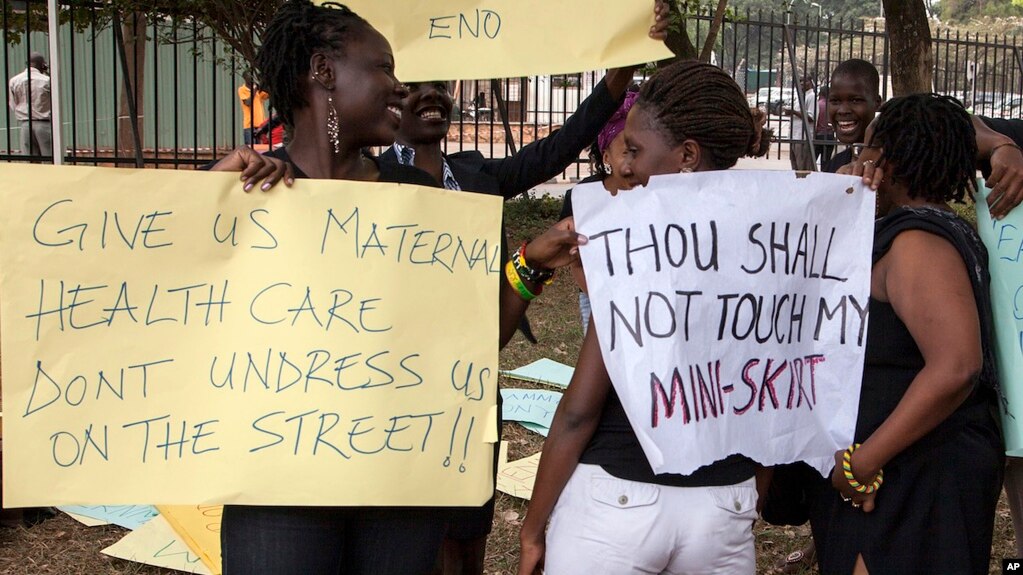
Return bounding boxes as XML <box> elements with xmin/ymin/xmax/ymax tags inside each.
<box><xmin>687</xmin><ymin>8</ymin><xmax>1023</xmax><ymax>161</ymax></box>
<box><xmin>2</xmin><ymin>2</ymin><xmax>1022</xmax><ymax>173</ymax></box>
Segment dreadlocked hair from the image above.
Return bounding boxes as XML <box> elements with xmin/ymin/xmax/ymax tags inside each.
<box><xmin>637</xmin><ymin>60</ymin><xmax>771</xmax><ymax>169</ymax></box>
<box><xmin>255</xmin><ymin>0</ymin><xmax>369</xmax><ymax>128</ymax></box>
<box><xmin>872</xmin><ymin>93</ymin><xmax>977</xmax><ymax>204</ymax></box>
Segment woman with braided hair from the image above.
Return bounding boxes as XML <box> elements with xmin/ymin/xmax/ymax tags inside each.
<box><xmin>213</xmin><ymin>2</ymin><xmax>584</xmax><ymax>573</ymax></box>
<box><xmin>517</xmin><ymin>60</ymin><xmax>770</xmax><ymax>575</ymax></box>
<box><xmin>809</xmin><ymin>94</ymin><xmax>1003</xmax><ymax>575</ymax></box>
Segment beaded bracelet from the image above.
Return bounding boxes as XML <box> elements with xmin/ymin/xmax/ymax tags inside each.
<box><xmin>842</xmin><ymin>443</ymin><xmax>883</xmax><ymax>494</ymax></box>
<box><xmin>512</xmin><ymin>242</ymin><xmax>555</xmax><ymax>285</ymax></box>
<box><xmin>505</xmin><ymin>259</ymin><xmax>537</xmax><ymax>301</ymax></box>
<box><xmin>989</xmin><ymin>141</ymin><xmax>1023</xmax><ymax>161</ymax></box>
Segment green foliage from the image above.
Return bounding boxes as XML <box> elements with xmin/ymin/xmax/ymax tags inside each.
<box><xmin>939</xmin><ymin>0</ymin><xmax>1023</xmax><ymax>21</ymax></box>
<box><xmin>727</xmin><ymin>0</ymin><xmax>879</xmax><ymax>21</ymax></box>
<box><xmin>504</xmin><ymin>194</ymin><xmax>566</xmax><ymax>241</ymax></box>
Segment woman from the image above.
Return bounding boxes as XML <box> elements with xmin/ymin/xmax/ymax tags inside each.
<box><xmin>813</xmin><ymin>93</ymin><xmax>1003</xmax><ymax>575</ymax></box>
<box><xmin>558</xmin><ymin>89</ymin><xmax>639</xmax><ymax>332</ymax></box>
<box><xmin>214</xmin><ymin>2</ymin><xmax>580</xmax><ymax>573</ymax></box>
<box><xmin>517</xmin><ymin>60</ymin><xmax>770</xmax><ymax>575</ymax></box>
<box><xmin>558</xmin><ymin>93</ymin><xmax>768</xmax><ymax>333</ymax></box>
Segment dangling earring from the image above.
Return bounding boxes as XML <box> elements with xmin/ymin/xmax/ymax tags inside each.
<box><xmin>680</xmin><ymin>167</ymin><xmax>693</xmax><ymax>173</ymax></box>
<box><xmin>326</xmin><ymin>94</ymin><xmax>340</xmax><ymax>154</ymax></box>
<box><xmin>604</xmin><ymin>163</ymin><xmax>613</xmax><ymax>175</ymax></box>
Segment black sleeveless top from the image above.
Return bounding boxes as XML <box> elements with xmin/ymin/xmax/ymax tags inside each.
<box><xmin>579</xmin><ymin>386</ymin><xmax>756</xmax><ymax>487</ymax></box>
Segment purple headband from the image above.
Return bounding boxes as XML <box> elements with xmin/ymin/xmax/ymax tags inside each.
<box><xmin>597</xmin><ymin>91</ymin><xmax>639</xmax><ymax>154</ymax></box>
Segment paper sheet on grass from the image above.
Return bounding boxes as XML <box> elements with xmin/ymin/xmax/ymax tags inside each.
<box><xmin>158</xmin><ymin>505</ymin><xmax>223</xmax><ymax>575</ymax></box>
<box><xmin>517</xmin><ymin>421</ymin><xmax>549</xmax><ymax>436</ymax></box>
<box><xmin>102</xmin><ymin>514</ymin><xmax>212</xmax><ymax>574</ymax></box>
<box><xmin>57</xmin><ymin>505</ymin><xmax>158</xmax><ymax>530</ymax></box>
<box><xmin>500</xmin><ymin>389</ymin><xmax>561</xmax><ymax>431</ymax></box>
<box><xmin>501</xmin><ymin>358</ymin><xmax>574</xmax><ymax>388</ymax></box>
<box><xmin>574</xmin><ymin>171</ymin><xmax>874</xmax><ymax>476</ymax></box>
<box><xmin>62</xmin><ymin>511</ymin><xmax>110</xmax><ymax>527</ymax></box>
<box><xmin>496</xmin><ymin>449</ymin><xmax>541</xmax><ymax>500</ymax></box>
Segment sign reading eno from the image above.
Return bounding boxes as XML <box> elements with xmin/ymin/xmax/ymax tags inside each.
<box><xmin>574</xmin><ymin>171</ymin><xmax>875</xmax><ymax>476</ymax></box>
<box><xmin>0</xmin><ymin>165</ymin><xmax>501</xmax><ymax>507</ymax></box>
<box><xmin>336</xmin><ymin>0</ymin><xmax>674</xmax><ymax>81</ymax></box>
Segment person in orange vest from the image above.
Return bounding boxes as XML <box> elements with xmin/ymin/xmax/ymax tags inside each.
<box><xmin>238</xmin><ymin>71</ymin><xmax>269</xmax><ymax>145</ymax></box>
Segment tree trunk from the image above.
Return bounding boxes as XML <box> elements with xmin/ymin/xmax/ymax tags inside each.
<box><xmin>882</xmin><ymin>0</ymin><xmax>932</xmax><ymax>95</ymax></box>
<box><xmin>117</xmin><ymin>11</ymin><xmax>146</xmax><ymax>156</ymax></box>
<box><xmin>660</xmin><ymin>1</ymin><xmax>698</xmax><ymax>66</ymax></box>
<box><xmin>699</xmin><ymin>0</ymin><xmax>729</xmax><ymax>63</ymax></box>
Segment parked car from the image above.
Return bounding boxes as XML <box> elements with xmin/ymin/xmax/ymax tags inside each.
<box><xmin>747</xmin><ymin>87</ymin><xmax>797</xmax><ymax>115</ymax></box>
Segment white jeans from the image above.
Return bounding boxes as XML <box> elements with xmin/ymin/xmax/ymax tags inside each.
<box><xmin>545</xmin><ymin>464</ymin><xmax>757</xmax><ymax>575</ymax></box>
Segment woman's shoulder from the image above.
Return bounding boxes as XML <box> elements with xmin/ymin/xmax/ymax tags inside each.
<box><xmin>874</xmin><ymin>206</ymin><xmax>986</xmax><ymax>272</ymax></box>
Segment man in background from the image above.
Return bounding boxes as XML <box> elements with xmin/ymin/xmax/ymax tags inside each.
<box><xmin>238</xmin><ymin>72</ymin><xmax>269</xmax><ymax>145</ymax></box>
<box><xmin>8</xmin><ymin>52</ymin><xmax>52</xmax><ymax>159</ymax></box>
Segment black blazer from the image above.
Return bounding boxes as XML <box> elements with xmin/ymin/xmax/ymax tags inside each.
<box><xmin>380</xmin><ymin>79</ymin><xmax>621</xmax><ymax>197</ymax></box>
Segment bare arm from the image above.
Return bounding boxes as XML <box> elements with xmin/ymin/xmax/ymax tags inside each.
<box><xmin>834</xmin><ymin>229</ymin><xmax>981</xmax><ymax>510</ymax></box>
<box><xmin>973</xmin><ymin>115</ymin><xmax>1023</xmax><ymax>219</ymax></box>
<box><xmin>482</xmin><ymin>1</ymin><xmax>669</xmax><ymax>198</ymax></box>
<box><xmin>518</xmin><ymin>321</ymin><xmax>612</xmax><ymax>575</ymax></box>
<box><xmin>499</xmin><ymin>219</ymin><xmax>587</xmax><ymax>348</ymax></box>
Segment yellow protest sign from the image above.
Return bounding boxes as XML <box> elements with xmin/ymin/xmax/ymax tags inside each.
<box><xmin>0</xmin><ymin>165</ymin><xmax>501</xmax><ymax>507</ymax></box>
<box><xmin>159</xmin><ymin>505</ymin><xmax>223</xmax><ymax>575</ymax></box>
<box><xmin>102</xmin><ymin>514</ymin><xmax>212</xmax><ymax>574</ymax></box>
<box><xmin>338</xmin><ymin>0</ymin><xmax>673</xmax><ymax>81</ymax></box>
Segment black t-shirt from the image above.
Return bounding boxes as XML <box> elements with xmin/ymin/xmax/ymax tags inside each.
<box><xmin>579</xmin><ymin>388</ymin><xmax>757</xmax><ymax>487</ymax></box>
<box><xmin>822</xmin><ymin>148</ymin><xmax>852</xmax><ymax>174</ymax></box>
<box><xmin>564</xmin><ymin>173</ymin><xmax>756</xmax><ymax>487</ymax></box>
<box><xmin>559</xmin><ymin>173</ymin><xmax>603</xmax><ymax>219</ymax></box>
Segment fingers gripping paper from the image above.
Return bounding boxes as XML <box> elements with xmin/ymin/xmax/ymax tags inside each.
<box><xmin>0</xmin><ymin>165</ymin><xmax>501</xmax><ymax>507</ymax></box>
<box><xmin>337</xmin><ymin>0</ymin><xmax>673</xmax><ymax>81</ymax></box>
<box><xmin>573</xmin><ymin>171</ymin><xmax>874</xmax><ymax>476</ymax></box>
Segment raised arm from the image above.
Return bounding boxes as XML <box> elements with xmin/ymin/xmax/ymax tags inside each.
<box><xmin>517</xmin><ymin>322</ymin><xmax>612</xmax><ymax>575</ymax></box>
<box><xmin>480</xmin><ymin>1</ymin><xmax>670</xmax><ymax>197</ymax></box>
<box><xmin>973</xmin><ymin>115</ymin><xmax>1023</xmax><ymax>219</ymax></box>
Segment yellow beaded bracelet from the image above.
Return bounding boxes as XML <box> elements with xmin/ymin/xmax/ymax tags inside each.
<box><xmin>842</xmin><ymin>443</ymin><xmax>883</xmax><ymax>494</ymax></box>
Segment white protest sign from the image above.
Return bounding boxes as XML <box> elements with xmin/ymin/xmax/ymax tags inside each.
<box><xmin>574</xmin><ymin>171</ymin><xmax>874</xmax><ymax>476</ymax></box>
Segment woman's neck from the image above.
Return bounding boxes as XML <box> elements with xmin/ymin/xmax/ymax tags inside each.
<box><xmin>287</xmin><ymin>113</ymin><xmax>380</xmax><ymax>181</ymax></box>
<box><xmin>878</xmin><ymin>182</ymin><xmax>946</xmax><ymax>216</ymax></box>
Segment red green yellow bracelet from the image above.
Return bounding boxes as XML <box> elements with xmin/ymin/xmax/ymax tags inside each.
<box><xmin>842</xmin><ymin>443</ymin><xmax>883</xmax><ymax>494</ymax></box>
<box><xmin>505</xmin><ymin>259</ymin><xmax>537</xmax><ymax>301</ymax></box>
<box><xmin>513</xmin><ymin>242</ymin><xmax>555</xmax><ymax>285</ymax></box>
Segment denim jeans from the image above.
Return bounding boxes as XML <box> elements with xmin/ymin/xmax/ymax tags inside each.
<box><xmin>221</xmin><ymin>505</ymin><xmax>446</xmax><ymax>574</ymax></box>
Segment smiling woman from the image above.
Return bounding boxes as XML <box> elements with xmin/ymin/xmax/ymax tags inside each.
<box><xmin>207</xmin><ymin>2</ymin><xmax>591</xmax><ymax>573</ymax></box>
<box><xmin>212</xmin><ymin>3</ymin><xmax>455</xmax><ymax>574</ymax></box>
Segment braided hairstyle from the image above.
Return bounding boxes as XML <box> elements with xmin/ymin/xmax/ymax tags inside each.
<box><xmin>255</xmin><ymin>0</ymin><xmax>370</xmax><ymax>128</ymax></box>
<box><xmin>588</xmin><ymin>142</ymin><xmax>608</xmax><ymax>178</ymax></box>
<box><xmin>871</xmin><ymin>93</ymin><xmax>977</xmax><ymax>204</ymax></box>
<box><xmin>636</xmin><ymin>60</ymin><xmax>770</xmax><ymax>169</ymax></box>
